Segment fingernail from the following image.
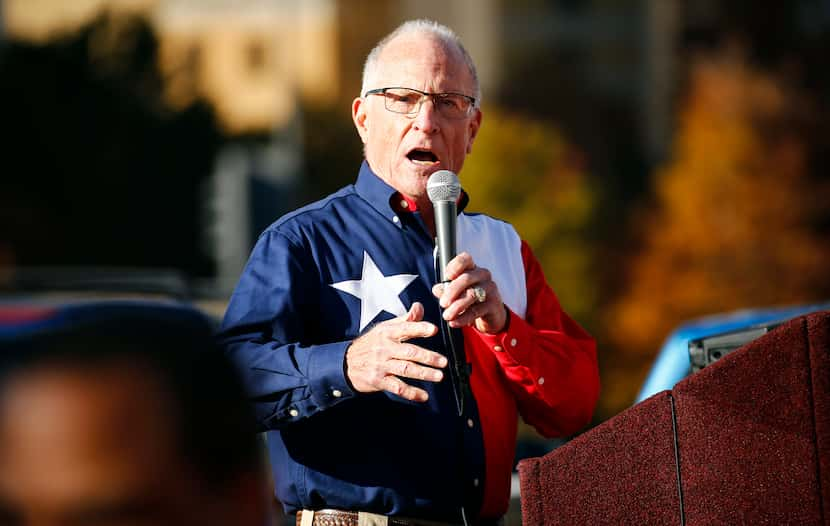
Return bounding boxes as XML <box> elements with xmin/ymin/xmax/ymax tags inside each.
<box><xmin>438</xmin><ymin>357</ymin><xmax>448</xmax><ymax>367</ymax></box>
<box><xmin>443</xmin><ymin>311</ymin><xmax>451</xmax><ymax>320</ymax></box>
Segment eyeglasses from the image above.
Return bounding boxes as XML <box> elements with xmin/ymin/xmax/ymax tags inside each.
<box><xmin>364</xmin><ymin>87</ymin><xmax>477</xmax><ymax>120</ymax></box>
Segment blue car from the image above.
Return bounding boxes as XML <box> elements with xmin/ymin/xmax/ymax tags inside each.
<box><xmin>636</xmin><ymin>302</ymin><xmax>830</xmax><ymax>403</ymax></box>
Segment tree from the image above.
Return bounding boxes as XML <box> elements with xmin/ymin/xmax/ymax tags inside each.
<box><xmin>606</xmin><ymin>46</ymin><xmax>830</xmax><ymax>401</ymax></box>
<box><xmin>0</xmin><ymin>13</ymin><xmax>221</xmax><ymax>277</ymax></box>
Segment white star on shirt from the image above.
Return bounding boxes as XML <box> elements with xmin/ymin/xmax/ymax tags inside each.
<box><xmin>330</xmin><ymin>251</ymin><xmax>418</xmax><ymax>332</ymax></box>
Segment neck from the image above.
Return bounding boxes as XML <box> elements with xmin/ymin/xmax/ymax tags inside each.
<box><xmin>405</xmin><ymin>191</ymin><xmax>436</xmax><ymax>237</ymax></box>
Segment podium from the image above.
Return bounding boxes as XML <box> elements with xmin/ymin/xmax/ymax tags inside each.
<box><xmin>519</xmin><ymin>311</ymin><xmax>830</xmax><ymax>525</ymax></box>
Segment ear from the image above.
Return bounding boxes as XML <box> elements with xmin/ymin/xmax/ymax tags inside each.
<box><xmin>352</xmin><ymin>97</ymin><xmax>369</xmax><ymax>145</ymax></box>
<box><xmin>466</xmin><ymin>108</ymin><xmax>483</xmax><ymax>154</ymax></box>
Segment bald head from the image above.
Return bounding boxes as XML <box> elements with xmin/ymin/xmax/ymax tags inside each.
<box><xmin>361</xmin><ymin>19</ymin><xmax>481</xmax><ymax>104</ymax></box>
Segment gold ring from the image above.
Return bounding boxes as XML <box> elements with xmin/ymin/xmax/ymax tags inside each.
<box><xmin>472</xmin><ymin>286</ymin><xmax>486</xmax><ymax>304</ymax></box>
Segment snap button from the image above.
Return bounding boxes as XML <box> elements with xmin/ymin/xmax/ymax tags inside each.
<box><xmin>332</xmin><ymin>389</ymin><xmax>342</xmax><ymax>398</ymax></box>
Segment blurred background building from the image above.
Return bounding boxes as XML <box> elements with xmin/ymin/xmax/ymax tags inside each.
<box><xmin>2</xmin><ymin>0</ymin><xmax>830</xmax><ymax>426</ymax></box>
<box><xmin>1</xmin><ymin>0</ymin><xmax>673</xmax><ymax>283</ymax></box>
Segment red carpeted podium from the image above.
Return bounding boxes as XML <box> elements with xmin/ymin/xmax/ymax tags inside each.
<box><xmin>519</xmin><ymin>311</ymin><xmax>830</xmax><ymax>525</ymax></box>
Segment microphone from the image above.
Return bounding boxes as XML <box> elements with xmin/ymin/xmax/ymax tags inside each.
<box><xmin>427</xmin><ymin>169</ymin><xmax>467</xmax><ymax>417</ymax></box>
<box><xmin>427</xmin><ymin>170</ymin><xmax>461</xmax><ymax>283</ymax></box>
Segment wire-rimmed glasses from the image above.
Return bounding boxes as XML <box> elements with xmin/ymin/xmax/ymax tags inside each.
<box><xmin>364</xmin><ymin>87</ymin><xmax>477</xmax><ymax>120</ymax></box>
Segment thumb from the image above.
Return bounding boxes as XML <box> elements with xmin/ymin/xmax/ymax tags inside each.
<box><xmin>404</xmin><ymin>302</ymin><xmax>424</xmax><ymax>322</ymax></box>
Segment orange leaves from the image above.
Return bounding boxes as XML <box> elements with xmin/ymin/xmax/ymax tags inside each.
<box><xmin>607</xmin><ymin>49</ymin><xmax>830</xmax><ymax>368</ymax></box>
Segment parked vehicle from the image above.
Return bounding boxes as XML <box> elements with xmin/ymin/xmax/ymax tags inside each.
<box><xmin>636</xmin><ymin>302</ymin><xmax>830</xmax><ymax>403</ymax></box>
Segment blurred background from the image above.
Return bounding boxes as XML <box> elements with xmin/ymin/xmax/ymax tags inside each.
<box><xmin>2</xmin><ymin>0</ymin><xmax>830</xmax><ymax>428</ymax></box>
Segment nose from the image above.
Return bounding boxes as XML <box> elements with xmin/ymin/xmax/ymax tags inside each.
<box><xmin>412</xmin><ymin>97</ymin><xmax>440</xmax><ymax>134</ymax></box>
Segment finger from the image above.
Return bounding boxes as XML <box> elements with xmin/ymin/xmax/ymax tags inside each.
<box><xmin>386</xmin><ymin>359</ymin><xmax>444</xmax><ymax>382</ymax></box>
<box><xmin>443</xmin><ymin>252</ymin><xmax>476</xmax><ymax>281</ymax></box>
<box><xmin>389</xmin><ymin>320</ymin><xmax>439</xmax><ymax>340</ymax></box>
<box><xmin>390</xmin><ymin>343</ymin><xmax>448</xmax><ymax>368</ymax></box>
<box><xmin>448</xmin><ymin>301</ymin><xmax>487</xmax><ymax>328</ymax></box>
<box><xmin>397</xmin><ymin>302</ymin><xmax>424</xmax><ymax>323</ymax></box>
<box><xmin>442</xmin><ymin>287</ymin><xmax>480</xmax><ymax>321</ymax></box>
<box><xmin>440</xmin><ymin>269</ymin><xmax>491</xmax><ymax>308</ymax></box>
<box><xmin>381</xmin><ymin>375</ymin><xmax>429</xmax><ymax>402</ymax></box>
<box><xmin>431</xmin><ymin>283</ymin><xmax>445</xmax><ymax>298</ymax></box>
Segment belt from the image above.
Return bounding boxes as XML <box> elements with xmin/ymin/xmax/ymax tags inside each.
<box><xmin>296</xmin><ymin>509</ymin><xmax>501</xmax><ymax>526</ymax></box>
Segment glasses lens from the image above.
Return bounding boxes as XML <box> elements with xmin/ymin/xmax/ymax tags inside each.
<box><xmin>434</xmin><ymin>94</ymin><xmax>473</xmax><ymax>119</ymax></box>
<box><xmin>383</xmin><ymin>88</ymin><xmax>423</xmax><ymax>114</ymax></box>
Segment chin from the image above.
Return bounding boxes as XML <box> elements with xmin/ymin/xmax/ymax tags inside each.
<box><xmin>406</xmin><ymin>162</ymin><xmax>444</xmax><ymax>177</ymax></box>
<box><xmin>398</xmin><ymin>178</ymin><xmax>428</xmax><ymax>201</ymax></box>
<box><xmin>393</xmin><ymin>162</ymin><xmax>444</xmax><ymax>198</ymax></box>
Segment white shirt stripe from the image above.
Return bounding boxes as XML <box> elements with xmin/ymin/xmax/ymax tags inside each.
<box><xmin>457</xmin><ymin>213</ymin><xmax>527</xmax><ymax>319</ymax></box>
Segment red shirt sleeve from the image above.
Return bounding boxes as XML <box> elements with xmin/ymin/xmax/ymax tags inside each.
<box><xmin>476</xmin><ymin>240</ymin><xmax>600</xmax><ymax>437</ymax></box>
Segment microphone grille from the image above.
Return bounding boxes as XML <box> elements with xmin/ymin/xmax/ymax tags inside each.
<box><xmin>426</xmin><ymin>170</ymin><xmax>461</xmax><ymax>203</ymax></box>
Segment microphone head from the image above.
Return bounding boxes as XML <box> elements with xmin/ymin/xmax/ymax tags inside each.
<box><xmin>426</xmin><ymin>170</ymin><xmax>461</xmax><ymax>204</ymax></box>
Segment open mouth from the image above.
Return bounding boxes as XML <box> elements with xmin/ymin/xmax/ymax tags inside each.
<box><xmin>407</xmin><ymin>148</ymin><xmax>439</xmax><ymax>165</ymax></box>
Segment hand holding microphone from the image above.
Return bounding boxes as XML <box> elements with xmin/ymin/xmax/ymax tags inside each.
<box><xmin>427</xmin><ymin>171</ymin><xmax>508</xmax><ymax>334</ymax></box>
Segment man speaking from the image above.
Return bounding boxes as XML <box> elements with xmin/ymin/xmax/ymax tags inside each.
<box><xmin>219</xmin><ymin>19</ymin><xmax>599</xmax><ymax>525</ymax></box>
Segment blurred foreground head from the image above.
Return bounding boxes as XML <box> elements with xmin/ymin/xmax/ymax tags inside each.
<box><xmin>0</xmin><ymin>302</ymin><xmax>268</xmax><ymax>526</ymax></box>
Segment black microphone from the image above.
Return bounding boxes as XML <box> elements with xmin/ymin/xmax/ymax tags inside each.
<box><xmin>427</xmin><ymin>170</ymin><xmax>461</xmax><ymax>282</ymax></box>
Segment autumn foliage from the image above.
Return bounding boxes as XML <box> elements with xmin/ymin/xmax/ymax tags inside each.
<box><xmin>607</xmin><ymin>47</ymin><xmax>830</xmax><ymax>371</ymax></box>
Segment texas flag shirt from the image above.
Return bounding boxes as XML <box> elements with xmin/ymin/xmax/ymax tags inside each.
<box><xmin>219</xmin><ymin>162</ymin><xmax>599</xmax><ymax>520</ymax></box>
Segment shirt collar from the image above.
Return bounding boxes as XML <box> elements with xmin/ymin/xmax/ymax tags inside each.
<box><xmin>394</xmin><ymin>193</ymin><xmax>420</xmax><ymax>213</ymax></box>
<box><xmin>355</xmin><ymin>161</ymin><xmax>399</xmax><ymax>220</ymax></box>
<box><xmin>354</xmin><ymin>160</ymin><xmax>471</xmax><ymax>219</ymax></box>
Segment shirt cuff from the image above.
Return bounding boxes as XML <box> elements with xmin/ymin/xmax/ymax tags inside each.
<box><xmin>476</xmin><ymin>307</ymin><xmax>530</xmax><ymax>364</ymax></box>
<box><xmin>306</xmin><ymin>340</ymin><xmax>355</xmax><ymax>409</ymax></box>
